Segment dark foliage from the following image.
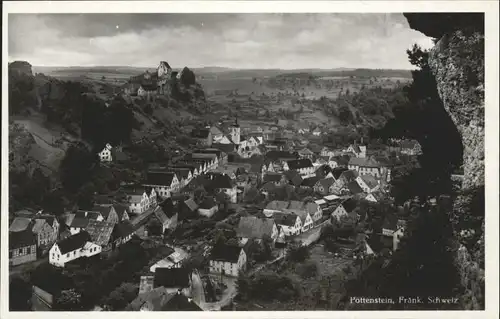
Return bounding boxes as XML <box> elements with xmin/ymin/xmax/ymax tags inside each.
<box><xmin>9</xmin><ymin>276</ymin><xmax>32</xmax><ymax>311</ymax></box>
<box><xmin>59</xmin><ymin>142</ymin><xmax>98</xmax><ymax>193</ymax></box>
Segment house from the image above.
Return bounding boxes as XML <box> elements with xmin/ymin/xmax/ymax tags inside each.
<box><xmin>331</xmin><ymin>198</ymin><xmax>358</xmax><ymax>222</ymax></box>
<box><xmin>297</xmin><ymin>148</ymin><xmax>315</xmax><ymax>159</ymax></box>
<box><xmin>312</xmin><ymin>127</ymin><xmax>322</xmax><ymax>136</ymax></box>
<box><xmin>321</xmin><ymin>147</ymin><xmax>335</xmax><ymax>158</ymax></box>
<box><xmin>346</xmin><ymin>143</ymin><xmax>367</xmax><ymax>158</ymax></box>
<box><xmin>67</xmin><ymin>210</ymin><xmax>104</xmax><ymax>235</ymax></box>
<box><xmin>152</xmin><ymin>268</ymin><xmax>192</xmax><ymax>297</ymax></box>
<box><xmin>400</xmin><ymin>140</ymin><xmax>422</xmax><ymax>156</ymax></box>
<box><xmin>263</xmin><ymin>200</ymin><xmax>290</xmax><ymax>217</ymax></box>
<box><xmin>112</xmin><ymin>221</ymin><xmax>135</xmax><ymax>247</ymax></box>
<box><xmin>110</xmin><ymin>146</ymin><xmax>128</xmax><ymax>163</ymax></box>
<box><xmin>263</xmin><ymin>173</ymin><xmax>287</xmax><ymax>186</ymax></box>
<box><xmin>92</xmin><ymin>204</ymin><xmax>120</xmax><ymax>224</ymax></box>
<box><xmin>209</xmin><ymin>243</ymin><xmax>247</xmax><ymax>277</ymax></box>
<box><xmin>144</xmin><ymin>171</ymin><xmax>180</xmax><ymax>198</ymax></box>
<box><xmin>197</xmin><ymin>197</ymin><xmax>218</xmax><ymax>218</ymax></box>
<box><xmin>272</xmin><ymin>212</ymin><xmax>302</xmax><ymax>236</ymax></box>
<box><xmin>236</xmin><ymin>216</ymin><xmax>279</xmax><ymax>245</ymax></box>
<box><xmin>123</xmin><ymin>187</ymin><xmax>158</xmax><ymax>214</ymax></box>
<box><xmin>138</xmin><ymin>83</ymin><xmax>158</xmax><ymax>98</ymax></box>
<box><xmin>347</xmin><ymin>180</ymin><xmax>365</xmax><ymax>195</ymax></box>
<box><xmin>356</xmin><ymin>174</ymin><xmax>380</xmax><ymax>193</ymax></box>
<box><xmin>49</xmin><ymin>231</ymin><xmax>101</xmax><ymax>267</ymax></box>
<box><xmin>178</xmin><ymin>198</ymin><xmax>198</xmax><ymax>219</ymax></box>
<box><xmin>284</xmin><ymin>159</ymin><xmax>315</xmax><ymax>178</ymax></box>
<box><xmin>283</xmin><ymin>170</ymin><xmax>303</xmax><ymax>187</ymax></box>
<box><xmin>150</xmin><ymin>247</ymin><xmax>189</xmax><ymax>272</ymax></box>
<box><xmin>283</xmin><ymin>209</ymin><xmax>313</xmax><ymax>232</ymax></box>
<box><xmin>9</xmin><ymin>230</ymin><xmax>37</xmax><ymax>266</ymax></box>
<box><xmin>304</xmin><ymin>202</ymin><xmax>323</xmax><ymax>224</ymax></box>
<box><xmin>364</xmin><ymin>190</ymin><xmax>385</xmax><ymax>203</ymax></box>
<box><xmin>30</xmin><ymin>218</ymin><xmax>56</xmax><ymax>251</ymax></box>
<box><xmin>206</xmin><ymin>173</ymin><xmax>238</xmax><ymax>203</ymax></box>
<box><xmin>85</xmin><ymin>220</ymin><xmax>114</xmax><ymax>252</ymax></box>
<box><xmin>300</xmin><ymin>176</ymin><xmax>321</xmax><ymax>189</ymax></box>
<box><xmin>127</xmin><ymin>288</ymin><xmax>201</xmax><ymax>311</ymax></box>
<box><xmin>348</xmin><ymin>157</ymin><xmax>391</xmax><ymax>180</ymax></box>
<box><xmin>98</xmin><ymin>143</ymin><xmax>113</xmax><ymax>162</ymax></box>
<box><xmin>314</xmin><ymin>178</ymin><xmax>336</xmax><ymax>196</ymax></box>
<box><xmin>191</xmin><ymin>128</ymin><xmax>212</xmax><ymax>146</ymax></box>
<box><xmin>152</xmin><ymin>206</ymin><xmax>178</xmax><ymax>234</ymax></box>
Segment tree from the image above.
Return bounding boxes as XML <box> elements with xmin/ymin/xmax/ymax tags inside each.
<box><xmin>288</xmin><ymin>243</ymin><xmax>310</xmax><ymax>263</ymax></box>
<box><xmin>103</xmin><ymin>283</ymin><xmax>138</xmax><ymax>310</ymax></box>
<box><xmin>56</xmin><ymin>289</ymin><xmax>83</xmax><ymax>311</ymax></box>
<box><xmin>59</xmin><ymin>142</ymin><xmax>98</xmax><ymax>193</ymax></box>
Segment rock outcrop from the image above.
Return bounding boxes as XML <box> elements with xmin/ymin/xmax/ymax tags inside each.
<box><xmin>405</xmin><ymin>13</ymin><xmax>485</xmax><ymax>309</ymax></box>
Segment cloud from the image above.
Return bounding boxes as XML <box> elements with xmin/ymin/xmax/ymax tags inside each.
<box><xmin>8</xmin><ymin>13</ymin><xmax>434</xmax><ymax>69</ymax></box>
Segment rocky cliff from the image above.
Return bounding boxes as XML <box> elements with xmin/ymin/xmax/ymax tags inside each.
<box><xmin>405</xmin><ymin>13</ymin><xmax>485</xmax><ymax>309</ymax></box>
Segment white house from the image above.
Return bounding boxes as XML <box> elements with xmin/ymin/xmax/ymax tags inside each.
<box><xmin>348</xmin><ymin>157</ymin><xmax>391</xmax><ymax>181</ymax></box>
<box><xmin>98</xmin><ymin>143</ymin><xmax>113</xmax><ymax>162</ymax></box>
<box><xmin>283</xmin><ymin>209</ymin><xmax>313</xmax><ymax>233</ymax></box>
<box><xmin>346</xmin><ymin>144</ymin><xmax>367</xmax><ymax>158</ymax></box>
<box><xmin>284</xmin><ymin>159</ymin><xmax>315</xmax><ymax>178</ymax></box>
<box><xmin>263</xmin><ymin>200</ymin><xmax>290</xmax><ymax>217</ymax></box>
<box><xmin>125</xmin><ymin>188</ymin><xmax>157</xmax><ymax>214</ymax></box>
<box><xmin>237</xmin><ymin>217</ymin><xmax>279</xmax><ymax>245</ymax></box>
<box><xmin>304</xmin><ymin>202</ymin><xmax>323</xmax><ymax>224</ymax></box>
<box><xmin>143</xmin><ymin>172</ymin><xmax>179</xmax><ymax>198</ymax></box>
<box><xmin>321</xmin><ymin>147</ymin><xmax>335</xmax><ymax>158</ymax></box>
<box><xmin>49</xmin><ymin>231</ymin><xmax>101</xmax><ymax>267</ymax></box>
<box><xmin>197</xmin><ymin>197</ymin><xmax>218</xmax><ymax>218</ymax></box>
<box><xmin>209</xmin><ymin>244</ymin><xmax>247</xmax><ymax>277</ymax></box>
<box><xmin>273</xmin><ymin>212</ymin><xmax>302</xmax><ymax>236</ymax></box>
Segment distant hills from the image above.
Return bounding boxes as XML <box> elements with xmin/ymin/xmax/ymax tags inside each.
<box><xmin>32</xmin><ymin>65</ymin><xmax>412</xmax><ymax>79</ymax></box>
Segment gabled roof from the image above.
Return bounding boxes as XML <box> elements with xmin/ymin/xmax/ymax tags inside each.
<box><xmin>265</xmin><ymin>151</ymin><xmax>297</xmax><ymax>161</ymax></box>
<box><xmin>70</xmin><ymin>216</ymin><xmax>90</xmax><ymax>228</ymax></box>
<box><xmin>36</xmin><ymin>214</ymin><xmax>57</xmax><ymax>227</ymax></box>
<box><xmin>153</xmin><ymin>268</ymin><xmax>190</xmax><ymax>288</ymax></box>
<box><xmin>298</xmin><ymin>148</ymin><xmax>314</xmax><ymax>155</ymax></box>
<box><xmin>283</xmin><ymin>170</ymin><xmax>303</xmax><ymax>186</ymax></box>
<box><xmin>382</xmin><ymin>214</ymin><xmax>398</xmax><ymax>231</ymax></box>
<box><xmin>210</xmin><ymin>126</ymin><xmax>223</xmax><ymax>136</ymax></box>
<box><xmin>92</xmin><ymin>205</ymin><xmax>114</xmax><ymax>219</ymax></box>
<box><xmin>340</xmin><ymin>169</ymin><xmax>359</xmax><ymax>182</ymax></box>
<box><xmin>31</xmin><ymin>219</ymin><xmax>49</xmax><ymax>234</ymax></box>
<box><xmin>341</xmin><ymin>198</ymin><xmax>357</xmax><ymax>213</ymax></box>
<box><xmin>9</xmin><ymin>217</ymin><xmax>32</xmax><ymax>232</ymax></box>
<box><xmin>263</xmin><ymin>173</ymin><xmax>283</xmax><ymax>183</ymax></box>
<box><xmin>288</xmin><ymin>200</ymin><xmax>305</xmax><ymax>210</ymax></box>
<box><xmin>401</xmin><ymin>140</ymin><xmax>420</xmax><ymax>149</ymax></box>
<box><xmin>349</xmin><ymin>144</ymin><xmax>362</xmax><ymax>153</ymax></box>
<box><xmin>301</xmin><ymin>176</ymin><xmax>321</xmax><ymax>188</ymax></box>
<box><xmin>207</xmin><ymin>174</ymin><xmax>234</xmax><ymax>189</ymax></box>
<box><xmin>146</xmin><ymin>171</ymin><xmax>176</xmax><ymax>186</ymax></box>
<box><xmin>265</xmin><ymin>200</ymin><xmax>290</xmax><ymax>211</ymax></box>
<box><xmin>273</xmin><ymin>212</ymin><xmax>299</xmax><ymax>226</ymax></box>
<box><xmin>348</xmin><ymin>157</ymin><xmax>382</xmax><ymax>168</ymax></box>
<box><xmin>287</xmin><ymin>158</ymin><xmax>313</xmax><ymax>170</ymax></box>
<box><xmin>332</xmin><ymin>167</ymin><xmax>349</xmax><ymax>179</ymax></box>
<box><xmin>237</xmin><ymin>217</ymin><xmax>276</xmax><ymax>239</ymax></box>
<box><xmin>212</xmin><ymin>143</ymin><xmax>237</xmax><ymax>153</ymax></box>
<box><xmin>210</xmin><ymin>243</ymin><xmax>242</xmax><ymax>263</ymax></box>
<box><xmin>198</xmin><ymin>197</ymin><xmax>217</xmax><ymax>210</ymax></box>
<box><xmin>9</xmin><ymin>229</ymin><xmax>36</xmax><ymax>249</ymax></box>
<box><xmin>283</xmin><ymin>209</ymin><xmax>310</xmax><ymax>223</ymax></box>
<box><xmin>14</xmin><ymin>210</ymin><xmax>36</xmax><ymax>218</ymax></box>
<box><xmin>113</xmin><ymin>204</ymin><xmax>130</xmax><ymax>220</ymax></box>
<box><xmin>153</xmin><ymin>207</ymin><xmax>171</xmax><ymax>224</ymax></box>
<box><xmin>86</xmin><ymin>220</ymin><xmax>114</xmax><ymax>246</ymax></box>
<box><xmin>57</xmin><ymin>231</ymin><xmax>92</xmax><ymax>254</ymax></box>
<box><xmin>113</xmin><ymin>221</ymin><xmax>135</xmax><ymax>239</ymax></box>
<box><xmin>160</xmin><ymin>292</ymin><xmax>202</xmax><ymax>311</ymax></box>
<box><xmin>260</xmin><ymin>182</ymin><xmax>278</xmax><ymax>192</ymax></box>
<box><xmin>360</xmin><ymin>174</ymin><xmax>379</xmax><ymax>189</ymax></box>
<box><xmin>316</xmin><ymin>178</ymin><xmax>335</xmax><ymax>190</ymax></box>
<box><xmin>348</xmin><ymin>180</ymin><xmax>364</xmax><ymax>194</ymax></box>
<box><xmin>182</xmin><ymin>198</ymin><xmax>198</xmax><ymax>212</ymax></box>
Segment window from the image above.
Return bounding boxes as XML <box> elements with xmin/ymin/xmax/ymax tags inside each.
<box><xmin>66</xmin><ymin>253</ymin><xmax>70</xmax><ymax>258</ymax></box>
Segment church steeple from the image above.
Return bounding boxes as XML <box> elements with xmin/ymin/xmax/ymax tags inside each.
<box><xmin>230</xmin><ymin>115</ymin><xmax>241</xmax><ymax>145</ymax></box>
<box><xmin>233</xmin><ymin>115</ymin><xmax>240</xmax><ymax>128</ymax></box>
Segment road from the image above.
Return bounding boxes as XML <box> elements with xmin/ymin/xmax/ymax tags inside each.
<box><xmin>9</xmin><ymin>257</ymin><xmax>48</xmax><ymax>277</ymax></box>
<box><xmin>191</xmin><ymin>270</ymin><xmax>206</xmax><ymax>305</ymax></box>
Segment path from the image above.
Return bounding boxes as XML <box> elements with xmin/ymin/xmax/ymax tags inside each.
<box><xmin>199</xmin><ymin>277</ymin><xmax>237</xmax><ymax>311</ymax></box>
<box><xmin>191</xmin><ymin>270</ymin><xmax>206</xmax><ymax>305</ymax></box>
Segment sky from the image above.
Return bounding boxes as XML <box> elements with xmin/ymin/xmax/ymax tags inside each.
<box><xmin>8</xmin><ymin>13</ymin><xmax>434</xmax><ymax>70</ymax></box>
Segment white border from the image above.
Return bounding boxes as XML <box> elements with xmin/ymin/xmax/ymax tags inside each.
<box><xmin>2</xmin><ymin>2</ymin><xmax>499</xmax><ymax>319</ymax></box>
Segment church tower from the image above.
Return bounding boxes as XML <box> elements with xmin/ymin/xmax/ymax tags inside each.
<box><xmin>230</xmin><ymin>116</ymin><xmax>241</xmax><ymax>145</ymax></box>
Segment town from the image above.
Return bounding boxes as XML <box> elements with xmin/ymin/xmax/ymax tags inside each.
<box><xmin>7</xmin><ymin>11</ymin><xmax>486</xmax><ymax>313</ymax></box>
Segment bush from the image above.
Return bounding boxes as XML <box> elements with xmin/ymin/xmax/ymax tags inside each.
<box><xmin>297</xmin><ymin>261</ymin><xmax>319</xmax><ymax>279</ymax></box>
<box><xmin>288</xmin><ymin>243</ymin><xmax>310</xmax><ymax>262</ymax></box>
